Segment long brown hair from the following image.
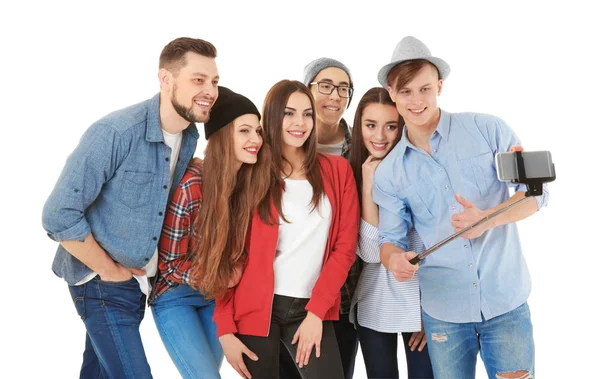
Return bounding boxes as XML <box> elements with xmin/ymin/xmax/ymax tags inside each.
<box><xmin>349</xmin><ymin>87</ymin><xmax>403</xmax><ymax>200</ymax></box>
<box><xmin>258</xmin><ymin>80</ymin><xmax>325</xmax><ymax>224</ymax></box>
<box><xmin>189</xmin><ymin>120</ymin><xmax>271</xmax><ymax>298</ymax></box>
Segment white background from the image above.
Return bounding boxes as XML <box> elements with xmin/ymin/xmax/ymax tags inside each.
<box><xmin>2</xmin><ymin>1</ymin><xmax>598</xmax><ymax>378</ymax></box>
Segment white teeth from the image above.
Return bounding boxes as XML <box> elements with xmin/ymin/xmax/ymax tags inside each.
<box><xmin>288</xmin><ymin>131</ymin><xmax>304</xmax><ymax>136</ymax></box>
<box><xmin>195</xmin><ymin>100</ymin><xmax>210</xmax><ymax>107</ymax></box>
<box><xmin>325</xmin><ymin>106</ymin><xmax>339</xmax><ymax>111</ymax></box>
<box><xmin>372</xmin><ymin>143</ymin><xmax>386</xmax><ymax>147</ymax></box>
<box><xmin>411</xmin><ymin>108</ymin><xmax>425</xmax><ymax>113</ymax></box>
<box><xmin>245</xmin><ymin>148</ymin><xmax>257</xmax><ymax>152</ymax></box>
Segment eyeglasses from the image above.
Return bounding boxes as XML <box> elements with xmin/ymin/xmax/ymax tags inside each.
<box><xmin>310</xmin><ymin>82</ymin><xmax>353</xmax><ymax>98</ymax></box>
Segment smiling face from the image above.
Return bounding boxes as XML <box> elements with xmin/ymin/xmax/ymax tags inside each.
<box><xmin>166</xmin><ymin>52</ymin><xmax>219</xmax><ymax>123</ymax></box>
<box><xmin>281</xmin><ymin>91</ymin><xmax>314</xmax><ymax>150</ymax></box>
<box><xmin>361</xmin><ymin>103</ymin><xmax>401</xmax><ymax>159</ymax></box>
<box><xmin>387</xmin><ymin>63</ymin><xmax>442</xmax><ymax>129</ymax></box>
<box><xmin>232</xmin><ymin>114</ymin><xmax>263</xmax><ymax>165</ymax></box>
<box><xmin>310</xmin><ymin>67</ymin><xmax>350</xmax><ymax>127</ymax></box>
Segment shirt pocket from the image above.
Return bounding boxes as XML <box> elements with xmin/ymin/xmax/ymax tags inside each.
<box><xmin>119</xmin><ymin>171</ymin><xmax>154</xmax><ymax>209</ymax></box>
<box><xmin>398</xmin><ymin>180</ymin><xmax>435</xmax><ymax>223</ymax></box>
<box><xmin>458</xmin><ymin>151</ymin><xmax>497</xmax><ymax>198</ymax></box>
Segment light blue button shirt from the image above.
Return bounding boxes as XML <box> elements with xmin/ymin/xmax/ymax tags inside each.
<box><xmin>373</xmin><ymin>109</ymin><xmax>549</xmax><ymax>323</ymax></box>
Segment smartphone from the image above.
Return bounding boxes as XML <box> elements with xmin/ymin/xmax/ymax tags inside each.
<box><xmin>495</xmin><ymin>151</ymin><xmax>555</xmax><ymax>182</ymax></box>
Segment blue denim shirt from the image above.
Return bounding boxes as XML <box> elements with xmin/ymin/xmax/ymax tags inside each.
<box><xmin>42</xmin><ymin>94</ymin><xmax>199</xmax><ymax>285</ymax></box>
<box><xmin>373</xmin><ymin>110</ymin><xmax>549</xmax><ymax>323</ymax></box>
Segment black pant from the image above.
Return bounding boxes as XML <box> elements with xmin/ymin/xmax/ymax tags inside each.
<box><xmin>357</xmin><ymin>323</ymin><xmax>434</xmax><ymax>379</ymax></box>
<box><xmin>238</xmin><ymin>295</ymin><xmax>344</xmax><ymax>379</ymax></box>
<box><xmin>280</xmin><ymin>312</ymin><xmax>359</xmax><ymax>379</ymax></box>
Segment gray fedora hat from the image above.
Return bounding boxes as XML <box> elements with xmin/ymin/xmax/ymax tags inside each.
<box><xmin>378</xmin><ymin>36</ymin><xmax>450</xmax><ymax>87</ymax></box>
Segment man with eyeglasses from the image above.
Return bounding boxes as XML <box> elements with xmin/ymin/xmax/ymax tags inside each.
<box><xmin>305</xmin><ymin>58</ymin><xmax>354</xmax><ymax>159</ymax></box>
<box><xmin>278</xmin><ymin>58</ymin><xmax>359</xmax><ymax>379</ymax></box>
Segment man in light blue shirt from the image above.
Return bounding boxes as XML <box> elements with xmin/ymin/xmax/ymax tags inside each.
<box><xmin>373</xmin><ymin>36</ymin><xmax>548</xmax><ymax>379</ymax></box>
<box><xmin>42</xmin><ymin>37</ymin><xmax>220</xmax><ymax>378</ymax></box>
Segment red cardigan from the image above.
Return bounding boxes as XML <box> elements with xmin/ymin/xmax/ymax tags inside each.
<box><xmin>214</xmin><ymin>154</ymin><xmax>360</xmax><ymax>337</ymax></box>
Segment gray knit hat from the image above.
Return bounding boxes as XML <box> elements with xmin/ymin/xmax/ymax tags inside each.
<box><xmin>378</xmin><ymin>36</ymin><xmax>450</xmax><ymax>87</ymax></box>
<box><xmin>303</xmin><ymin>57</ymin><xmax>354</xmax><ymax>106</ymax></box>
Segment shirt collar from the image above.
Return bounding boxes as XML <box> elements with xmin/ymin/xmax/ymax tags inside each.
<box><xmin>435</xmin><ymin>109</ymin><xmax>450</xmax><ymax>139</ymax></box>
<box><xmin>397</xmin><ymin>108</ymin><xmax>449</xmax><ymax>157</ymax></box>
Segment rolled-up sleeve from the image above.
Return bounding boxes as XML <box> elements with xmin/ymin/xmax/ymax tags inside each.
<box><xmin>480</xmin><ymin>115</ymin><xmax>550</xmax><ymax>211</ymax></box>
<box><xmin>372</xmin><ymin>164</ymin><xmax>412</xmax><ymax>251</ymax></box>
<box><xmin>42</xmin><ymin>122</ymin><xmax>123</xmax><ymax>242</ymax></box>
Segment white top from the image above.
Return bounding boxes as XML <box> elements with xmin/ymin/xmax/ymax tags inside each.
<box><xmin>273</xmin><ymin>179</ymin><xmax>332</xmax><ymax>298</ymax></box>
<box><xmin>75</xmin><ymin>130</ymin><xmax>182</xmax><ymax>298</ymax></box>
<box><xmin>350</xmin><ymin>220</ymin><xmax>423</xmax><ymax>333</ymax></box>
<box><xmin>317</xmin><ymin>139</ymin><xmax>345</xmax><ymax>156</ymax></box>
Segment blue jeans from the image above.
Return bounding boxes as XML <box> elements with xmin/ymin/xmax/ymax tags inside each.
<box><xmin>68</xmin><ymin>276</ymin><xmax>152</xmax><ymax>379</ymax></box>
<box><xmin>357</xmin><ymin>324</ymin><xmax>433</xmax><ymax>379</ymax></box>
<box><xmin>151</xmin><ymin>284</ymin><xmax>223</xmax><ymax>379</ymax></box>
<box><xmin>422</xmin><ymin>302</ymin><xmax>534</xmax><ymax>379</ymax></box>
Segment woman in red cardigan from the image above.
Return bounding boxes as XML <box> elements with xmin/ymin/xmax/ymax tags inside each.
<box><xmin>215</xmin><ymin>80</ymin><xmax>360</xmax><ymax>379</ymax></box>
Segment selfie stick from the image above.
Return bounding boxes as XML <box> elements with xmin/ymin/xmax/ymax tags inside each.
<box><xmin>409</xmin><ymin>151</ymin><xmax>555</xmax><ymax>265</ymax></box>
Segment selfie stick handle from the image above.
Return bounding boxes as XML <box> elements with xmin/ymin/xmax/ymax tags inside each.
<box><xmin>408</xmin><ymin>195</ymin><xmax>531</xmax><ymax>265</ymax></box>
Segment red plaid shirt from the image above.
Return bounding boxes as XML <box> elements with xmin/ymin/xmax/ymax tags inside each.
<box><xmin>149</xmin><ymin>161</ymin><xmax>203</xmax><ymax>304</ymax></box>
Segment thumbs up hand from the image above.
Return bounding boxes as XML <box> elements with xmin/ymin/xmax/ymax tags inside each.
<box><xmin>451</xmin><ymin>194</ymin><xmax>494</xmax><ymax>239</ymax></box>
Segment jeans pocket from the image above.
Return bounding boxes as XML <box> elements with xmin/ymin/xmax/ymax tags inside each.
<box><xmin>97</xmin><ymin>276</ymin><xmax>138</xmax><ymax>285</ymax></box>
<box><xmin>68</xmin><ymin>285</ymin><xmax>86</xmax><ymax>321</ymax></box>
<box><xmin>287</xmin><ymin>297</ymin><xmax>309</xmax><ymax>319</ymax></box>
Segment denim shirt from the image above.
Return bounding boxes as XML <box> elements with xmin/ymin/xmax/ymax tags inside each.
<box><xmin>373</xmin><ymin>110</ymin><xmax>549</xmax><ymax>323</ymax></box>
<box><xmin>42</xmin><ymin>93</ymin><xmax>199</xmax><ymax>285</ymax></box>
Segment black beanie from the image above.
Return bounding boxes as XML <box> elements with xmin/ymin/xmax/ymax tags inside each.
<box><xmin>204</xmin><ymin>86</ymin><xmax>261</xmax><ymax>140</ymax></box>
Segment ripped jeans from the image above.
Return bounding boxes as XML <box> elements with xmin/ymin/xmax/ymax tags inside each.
<box><xmin>422</xmin><ymin>302</ymin><xmax>534</xmax><ymax>379</ymax></box>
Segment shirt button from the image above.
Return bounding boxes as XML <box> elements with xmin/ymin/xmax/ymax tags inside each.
<box><xmin>464</xmin><ymin>244</ymin><xmax>468</xmax><ymax>248</ymax></box>
<box><xmin>153</xmin><ymin>236</ymin><xmax>157</xmax><ymax>241</ymax></box>
<box><xmin>469</xmin><ymin>263</ymin><xmax>473</xmax><ymax>268</ymax></box>
<box><xmin>452</xmin><ymin>205</ymin><xmax>456</xmax><ymax>210</ymax></box>
<box><xmin>444</xmin><ymin>185</ymin><xmax>449</xmax><ymax>190</ymax></box>
<box><xmin>163</xmin><ymin>185</ymin><xmax>168</xmax><ymax>189</ymax></box>
<box><xmin>165</xmin><ymin>157</ymin><xmax>170</xmax><ymax>162</ymax></box>
<box><xmin>158</xmin><ymin>212</ymin><xmax>163</xmax><ymax>216</ymax></box>
<box><xmin>473</xmin><ymin>282</ymin><xmax>478</xmax><ymax>287</ymax></box>
<box><xmin>438</xmin><ymin>168</ymin><xmax>443</xmax><ymax>172</ymax></box>
<box><xmin>144</xmin><ymin>258</ymin><xmax>150</xmax><ymax>262</ymax></box>
<box><xmin>434</xmin><ymin>149</ymin><xmax>438</xmax><ymax>153</ymax></box>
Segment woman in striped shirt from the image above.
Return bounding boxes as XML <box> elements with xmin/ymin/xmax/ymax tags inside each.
<box><xmin>349</xmin><ymin>87</ymin><xmax>434</xmax><ymax>379</ymax></box>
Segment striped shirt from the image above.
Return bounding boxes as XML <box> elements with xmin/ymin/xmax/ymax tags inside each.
<box><xmin>350</xmin><ymin>220</ymin><xmax>423</xmax><ymax>333</ymax></box>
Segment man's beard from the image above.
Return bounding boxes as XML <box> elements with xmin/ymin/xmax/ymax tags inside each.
<box><xmin>171</xmin><ymin>85</ymin><xmax>209</xmax><ymax>123</ymax></box>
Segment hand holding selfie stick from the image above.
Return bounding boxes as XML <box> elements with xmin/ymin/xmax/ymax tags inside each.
<box><xmin>409</xmin><ymin>151</ymin><xmax>556</xmax><ymax>265</ymax></box>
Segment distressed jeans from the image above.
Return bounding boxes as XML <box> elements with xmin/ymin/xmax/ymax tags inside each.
<box><xmin>422</xmin><ymin>302</ymin><xmax>534</xmax><ymax>379</ymax></box>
